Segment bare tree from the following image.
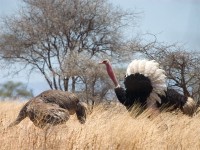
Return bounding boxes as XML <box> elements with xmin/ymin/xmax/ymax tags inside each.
<box><xmin>62</xmin><ymin>51</ymin><xmax>114</xmax><ymax>105</ymax></box>
<box><xmin>137</xmin><ymin>40</ymin><xmax>200</xmax><ymax>101</ymax></box>
<box><xmin>0</xmin><ymin>0</ymin><xmax>136</xmax><ymax>92</ymax></box>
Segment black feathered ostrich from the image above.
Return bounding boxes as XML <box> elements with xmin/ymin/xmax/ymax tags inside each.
<box><xmin>100</xmin><ymin>59</ymin><xmax>196</xmax><ymax>116</ymax></box>
<box><xmin>9</xmin><ymin>90</ymin><xmax>87</xmax><ymax>128</ymax></box>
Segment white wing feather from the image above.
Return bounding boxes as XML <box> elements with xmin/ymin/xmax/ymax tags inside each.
<box><xmin>126</xmin><ymin>59</ymin><xmax>166</xmax><ymax>104</ymax></box>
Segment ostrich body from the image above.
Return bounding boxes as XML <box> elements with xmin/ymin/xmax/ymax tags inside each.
<box><xmin>100</xmin><ymin>59</ymin><xmax>196</xmax><ymax>116</ymax></box>
<box><xmin>9</xmin><ymin>90</ymin><xmax>87</xmax><ymax>128</ymax></box>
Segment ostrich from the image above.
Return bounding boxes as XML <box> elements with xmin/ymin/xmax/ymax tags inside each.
<box><xmin>8</xmin><ymin>90</ymin><xmax>87</xmax><ymax>128</ymax></box>
<box><xmin>100</xmin><ymin>59</ymin><xmax>196</xmax><ymax>116</ymax></box>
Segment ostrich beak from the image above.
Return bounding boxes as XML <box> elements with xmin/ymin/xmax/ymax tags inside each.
<box><xmin>99</xmin><ymin>60</ymin><xmax>105</xmax><ymax>64</ymax></box>
<box><xmin>99</xmin><ymin>60</ymin><xmax>108</xmax><ymax>64</ymax></box>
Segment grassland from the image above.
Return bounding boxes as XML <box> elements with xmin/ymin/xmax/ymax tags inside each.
<box><xmin>1</xmin><ymin>101</ymin><xmax>200</xmax><ymax>150</ymax></box>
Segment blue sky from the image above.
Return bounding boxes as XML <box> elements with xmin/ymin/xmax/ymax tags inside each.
<box><xmin>110</xmin><ymin>0</ymin><xmax>200</xmax><ymax>50</ymax></box>
<box><xmin>0</xmin><ymin>0</ymin><xmax>200</xmax><ymax>95</ymax></box>
<box><xmin>0</xmin><ymin>0</ymin><xmax>20</xmax><ymax>15</ymax></box>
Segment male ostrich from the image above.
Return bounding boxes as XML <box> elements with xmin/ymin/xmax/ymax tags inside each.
<box><xmin>100</xmin><ymin>59</ymin><xmax>196</xmax><ymax>116</ymax></box>
<box><xmin>9</xmin><ymin>90</ymin><xmax>87</xmax><ymax>128</ymax></box>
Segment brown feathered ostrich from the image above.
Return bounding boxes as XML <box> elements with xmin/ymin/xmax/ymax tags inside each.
<box><xmin>9</xmin><ymin>90</ymin><xmax>87</xmax><ymax>128</ymax></box>
<box><xmin>100</xmin><ymin>59</ymin><xmax>196</xmax><ymax>116</ymax></box>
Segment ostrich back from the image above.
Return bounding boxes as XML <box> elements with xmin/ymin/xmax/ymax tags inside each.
<box><xmin>36</xmin><ymin>90</ymin><xmax>79</xmax><ymax>115</ymax></box>
<box><xmin>27</xmin><ymin>98</ymin><xmax>70</xmax><ymax>128</ymax></box>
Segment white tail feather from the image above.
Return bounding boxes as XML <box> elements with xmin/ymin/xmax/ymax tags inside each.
<box><xmin>149</xmin><ymin>92</ymin><xmax>162</xmax><ymax>103</ymax></box>
<box><xmin>145</xmin><ymin>61</ymin><xmax>158</xmax><ymax>74</ymax></box>
<box><xmin>138</xmin><ymin>60</ymin><xmax>147</xmax><ymax>73</ymax></box>
<box><xmin>145</xmin><ymin>66</ymin><xmax>157</xmax><ymax>76</ymax></box>
<box><xmin>133</xmin><ymin>60</ymin><xmax>140</xmax><ymax>73</ymax></box>
<box><xmin>126</xmin><ymin>60</ymin><xmax>140</xmax><ymax>76</ymax></box>
<box><xmin>182</xmin><ymin>97</ymin><xmax>196</xmax><ymax>116</ymax></box>
<box><xmin>151</xmin><ymin>69</ymin><xmax>165</xmax><ymax>80</ymax></box>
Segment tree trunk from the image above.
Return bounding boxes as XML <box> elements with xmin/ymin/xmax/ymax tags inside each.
<box><xmin>183</xmin><ymin>86</ymin><xmax>191</xmax><ymax>97</ymax></box>
<box><xmin>72</xmin><ymin>76</ymin><xmax>76</xmax><ymax>92</ymax></box>
<box><xmin>64</xmin><ymin>77</ymin><xmax>69</xmax><ymax>91</ymax></box>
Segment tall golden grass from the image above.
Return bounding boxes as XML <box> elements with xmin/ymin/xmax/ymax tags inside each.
<box><xmin>1</xmin><ymin>101</ymin><xmax>200</xmax><ymax>150</ymax></box>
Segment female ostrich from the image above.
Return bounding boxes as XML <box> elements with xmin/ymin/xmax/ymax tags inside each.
<box><xmin>100</xmin><ymin>59</ymin><xmax>196</xmax><ymax>116</ymax></box>
<box><xmin>9</xmin><ymin>90</ymin><xmax>87</xmax><ymax>128</ymax></box>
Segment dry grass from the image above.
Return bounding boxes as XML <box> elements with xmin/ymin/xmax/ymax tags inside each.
<box><xmin>1</xmin><ymin>101</ymin><xmax>200</xmax><ymax>150</ymax></box>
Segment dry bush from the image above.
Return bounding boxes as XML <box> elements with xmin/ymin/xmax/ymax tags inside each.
<box><xmin>1</xmin><ymin>101</ymin><xmax>200</xmax><ymax>150</ymax></box>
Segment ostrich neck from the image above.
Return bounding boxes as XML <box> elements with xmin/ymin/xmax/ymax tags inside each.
<box><xmin>105</xmin><ymin>62</ymin><xmax>119</xmax><ymax>87</ymax></box>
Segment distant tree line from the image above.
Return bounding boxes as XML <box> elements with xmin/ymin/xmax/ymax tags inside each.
<box><xmin>0</xmin><ymin>81</ymin><xmax>33</xmax><ymax>100</ymax></box>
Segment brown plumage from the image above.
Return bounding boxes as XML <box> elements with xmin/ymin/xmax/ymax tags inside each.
<box><xmin>8</xmin><ymin>90</ymin><xmax>87</xmax><ymax>128</ymax></box>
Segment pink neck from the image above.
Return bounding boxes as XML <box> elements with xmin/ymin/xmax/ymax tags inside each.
<box><xmin>105</xmin><ymin>62</ymin><xmax>119</xmax><ymax>87</ymax></box>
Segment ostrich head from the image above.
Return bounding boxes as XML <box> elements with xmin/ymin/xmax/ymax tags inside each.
<box><xmin>99</xmin><ymin>59</ymin><xmax>110</xmax><ymax>65</ymax></box>
<box><xmin>99</xmin><ymin>59</ymin><xmax>119</xmax><ymax>88</ymax></box>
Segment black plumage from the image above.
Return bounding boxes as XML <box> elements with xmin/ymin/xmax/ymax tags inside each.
<box><xmin>115</xmin><ymin>85</ymin><xmax>186</xmax><ymax>109</ymax></box>
<box><xmin>158</xmin><ymin>88</ymin><xmax>188</xmax><ymax>111</ymax></box>
<box><xmin>100</xmin><ymin>59</ymin><xmax>196</xmax><ymax>116</ymax></box>
<box><xmin>115</xmin><ymin>73</ymin><xmax>153</xmax><ymax>109</ymax></box>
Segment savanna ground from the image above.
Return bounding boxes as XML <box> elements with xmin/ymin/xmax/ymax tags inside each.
<box><xmin>1</xmin><ymin>101</ymin><xmax>200</xmax><ymax>150</ymax></box>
